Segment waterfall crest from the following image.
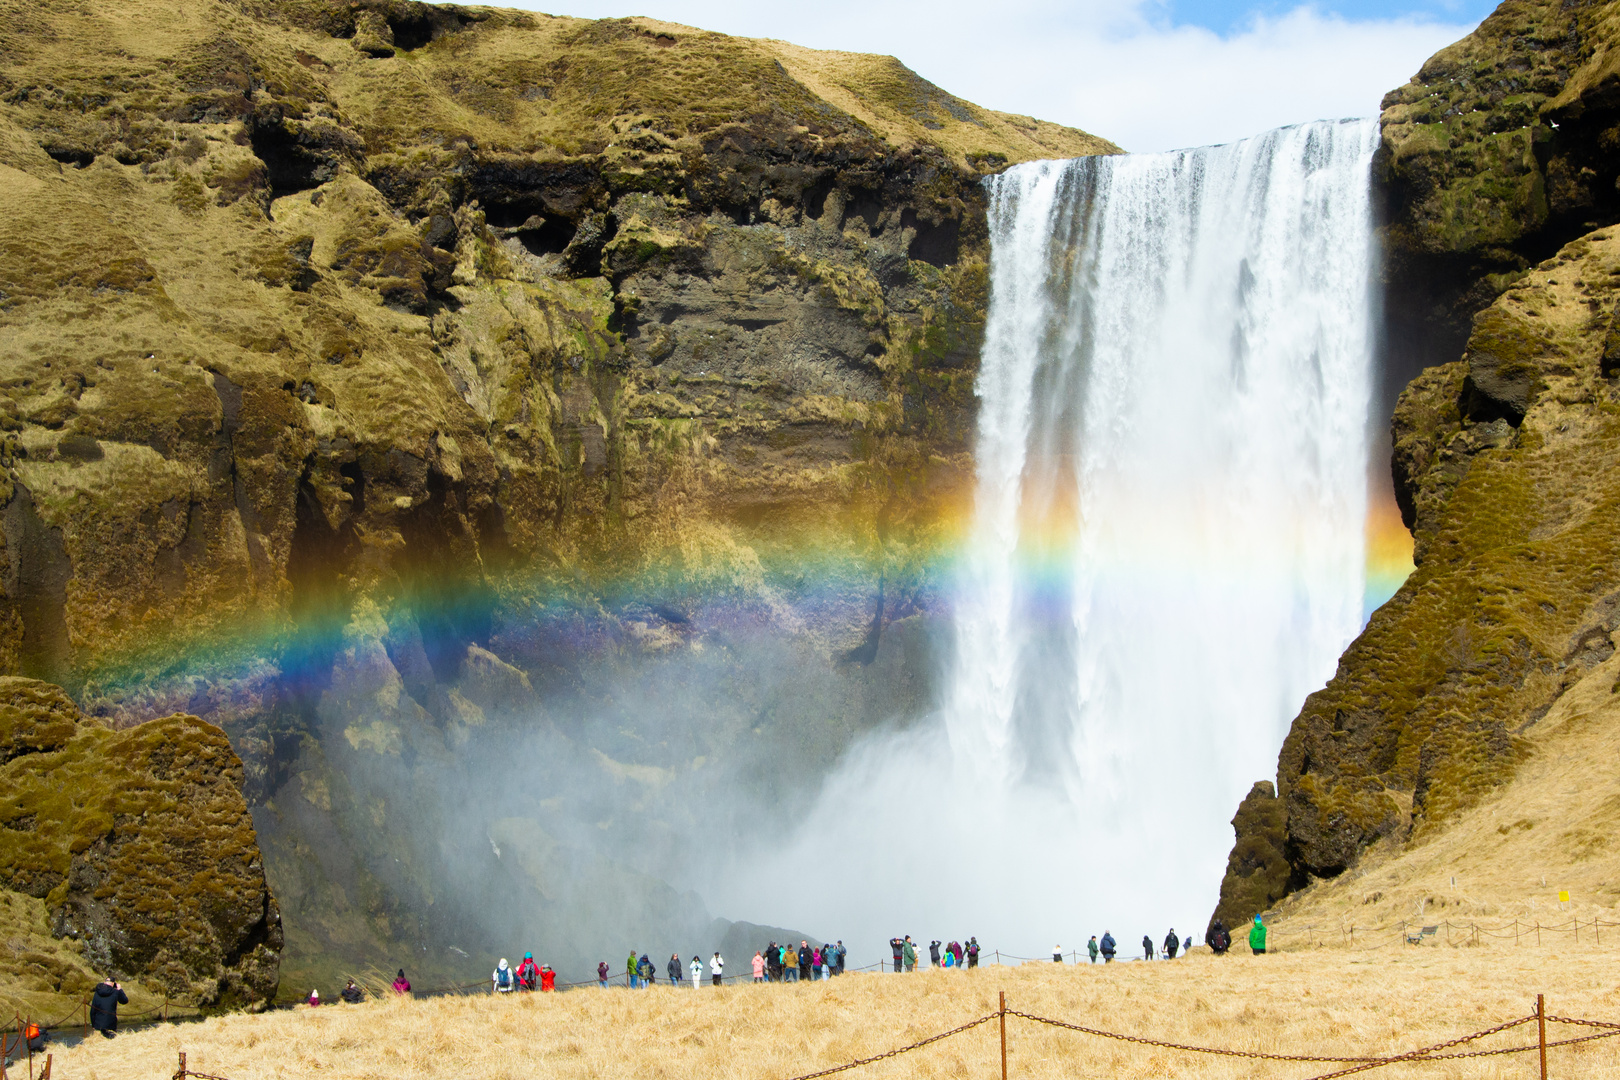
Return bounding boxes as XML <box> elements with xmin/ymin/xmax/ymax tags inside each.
<box><xmin>721</xmin><ymin>120</ymin><xmax>1380</xmax><ymax>952</ymax></box>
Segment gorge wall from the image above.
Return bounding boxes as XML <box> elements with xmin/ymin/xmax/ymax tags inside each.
<box><xmin>1216</xmin><ymin>0</ymin><xmax>1620</xmax><ymax>928</ymax></box>
<box><xmin>0</xmin><ymin>0</ymin><xmax>1114</xmax><ymax>987</ymax></box>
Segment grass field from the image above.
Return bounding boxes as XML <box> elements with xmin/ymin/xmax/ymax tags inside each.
<box><xmin>50</xmin><ymin>949</ymin><xmax>1620</xmax><ymax>1080</ymax></box>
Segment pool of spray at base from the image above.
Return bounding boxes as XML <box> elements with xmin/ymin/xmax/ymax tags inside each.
<box><xmin>718</xmin><ymin>119</ymin><xmax>1381</xmax><ymax>959</ymax></box>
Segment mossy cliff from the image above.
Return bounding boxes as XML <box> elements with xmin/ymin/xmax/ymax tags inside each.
<box><xmin>1376</xmin><ymin>0</ymin><xmax>1620</xmax><ymax>393</ymax></box>
<box><xmin>0</xmin><ymin>677</ymin><xmax>281</xmax><ymax>1013</ymax></box>
<box><xmin>1215</xmin><ymin>222</ymin><xmax>1620</xmax><ymax>929</ymax></box>
<box><xmin>0</xmin><ymin>0</ymin><xmax>1115</xmax><ymax>989</ymax></box>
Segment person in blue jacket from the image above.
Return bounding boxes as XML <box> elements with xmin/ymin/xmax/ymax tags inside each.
<box><xmin>1099</xmin><ymin>931</ymin><xmax>1117</xmax><ymax>962</ymax></box>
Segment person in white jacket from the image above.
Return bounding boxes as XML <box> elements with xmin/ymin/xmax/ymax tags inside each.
<box><xmin>689</xmin><ymin>955</ymin><xmax>703</xmax><ymax>988</ymax></box>
<box><xmin>709</xmin><ymin>952</ymin><xmax>724</xmax><ymax>987</ymax></box>
<box><xmin>493</xmin><ymin>958</ymin><xmax>515</xmax><ymax>993</ymax></box>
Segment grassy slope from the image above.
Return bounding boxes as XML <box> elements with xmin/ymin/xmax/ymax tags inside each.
<box><xmin>51</xmin><ymin>956</ymin><xmax>1620</xmax><ymax>1080</ymax></box>
<box><xmin>1267</xmin><ymin>626</ymin><xmax>1620</xmax><ymax>937</ymax></box>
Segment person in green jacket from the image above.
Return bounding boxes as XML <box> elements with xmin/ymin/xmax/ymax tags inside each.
<box><xmin>902</xmin><ymin>937</ymin><xmax>917</xmax><ymax>971</ymax></box>
<box><xmin>1087</xmin><ymin>936</ymin><xmax>1099</xmax><ymax>963</ymax></box>
<box><xmin>1249</xmin><ymin>916</ymin><xmax>1267</xmax><ymax>955</ymax></box>
<box><xmin>627</xmin><ymin>950</ymin><xmax>639</xmax><ymax>987</ymax></box>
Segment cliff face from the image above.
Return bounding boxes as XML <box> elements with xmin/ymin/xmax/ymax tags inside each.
<box><xmin>0</xmin><ymin>0</ymin><xmax>1115</xmax><ymax>986</ymax></box>
<box><xmin>0</xmin><ymin>677</ymin><xmax>281</xmax><ymax>1010</ymax></box>
<box><xmin>1215</xmin><ymin>0</ymin><xmax>1620</xmax><ymax>929</ymax></box>
<box><xmin>1376</xmin><ymin>0</ymin><xmax>1620</xmax><ymax>395</ymax></box>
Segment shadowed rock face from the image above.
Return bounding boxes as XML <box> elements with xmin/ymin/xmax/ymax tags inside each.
<box><xmin>0</xmin><ymin>0</ymin><xmax>1115</xmax><ymax>987</ymax></box>
<box><xmin>0</xmin><ymin>678</ymin><xmax>282</xmax><ymax>1007</ymax></box>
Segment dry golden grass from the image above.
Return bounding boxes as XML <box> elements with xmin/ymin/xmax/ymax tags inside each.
<box><xmin>53</xmin><ymin>952</ymin><xmax>1620</xmax><ymax>1080</ymax></box>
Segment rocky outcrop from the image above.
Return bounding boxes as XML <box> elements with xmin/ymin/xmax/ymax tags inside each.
<box><xmin>1209</xmin><ymin>781</ymin><xmax>1292</xmax><ymax>932</ymax></box>
<box><xmin>1376</xmin><ymin>0</ymin><xmax>1620</xmax><ymax>398</ymax></box>
<box><xmin>0</xmin><ymin>677</ymin><xmax>281</xmax><ymax>1007</ymax></box>
<box><xmin>1221</xmin><ymin>223</ymin><xmax>1620</xmax><ymax>906</ymax></box>
<box><xmin>0</xmin><ymin>0</ymin><xmax>1115</xmax><ymax>986</ymax></box>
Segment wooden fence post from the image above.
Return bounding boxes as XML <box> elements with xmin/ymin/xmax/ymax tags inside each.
<box><xmin>1537</xmin><ymin>994</ymin><xmax>1547</xmax><ymax>1080</ymax></box>
<box><xmin>999</xmin><ymin>991</ymin><xmax>1007</xmax><ymax>1080</ymax></box>
<box><xmin>176</xmin><ymin>1050</ymin><xmax>187</xmax><ymax>1080</ymax></box>
<box><xmin>35</xmin><ymin>1057</ymin><xmax>46</xmax><ymax>1080</ymax></box>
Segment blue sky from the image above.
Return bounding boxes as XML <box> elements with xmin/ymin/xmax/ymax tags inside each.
<box><xmin>507</xmin><ymin>0</ymin><xmax>1493</xmax><ymax>150</ymax></box>
<box><xmin>1160</xmin><ymin>0</ymin><xmax>1495</xmax><ymax>33</ymax></box>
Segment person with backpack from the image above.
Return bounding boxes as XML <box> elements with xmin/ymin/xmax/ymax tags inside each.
<box><xmin>1087</xmin><ymin>936</ymin><xmax>1099</xmax><ymax>963</ymax></box>
<box><xmin>639</xmin><ymin>954</ymin><xmax>656</xmax><ymax>986</ymax></box>
<box><xmin>929</xmin><ymin>940</ymin><xmax>942</xmax><ymax>967</ymax></box>
<box><xmin>1163</xmin><ymin>930</ymin><xmax>1179</xmax><ymax>959</ymax></box>
<box><xmin>598</xmin><ymin>961</ymin><xmax>610</xmax><ymax>989</ymax></box>
<box><xmin>1141</xmin><ymin>935</ymin><xmax>1154</xmax><ymax>961</ymax></box>
<box><xmin>1249</xmin><ymin>916</ymin><xmax>1267</xmax><ymax>955</ymax></box>
<box><xmin>711</xmin><ymin>952</ymin><xmax>724</xmax><ymax>986</ymax></box>
<box><xmin>341</xmin><ymin>978</ymin><xmax>363</xmax><ymax>1003</ymax></box>
<box><xmin>1206</xmin><ymin>920</ymin><xmax>1230</xmax><ymax>955</ymax></box>
<box><xmin>1184</xmin><ymin>934</ymin><xmax>1193</xmax><ymax>955</ymax></box>
<box><xmin>493</xmin><ymin>958</ymin><xmax>515</xmax><ymax>994</ymax></box>
<box><xmin>516</xmin><ymin>952</ymin><xmax>540</xmax><ymax>990</ymax></box>
<box><xmin>1100</xmin><ymin>932</ymin><xmax>1116</xmax><ymax>962</ymax></box>
<box><xmin>392</xmin><ymin>969</ymin><xmax>411</xmax><ymax>994</ymax></box>
<box><xmin>668</xmin><ymin>953</ymin><xmax>684</xmax><ymax>986</ymax></box>
<box><xmin>540</xmin><ymin>964</ymin><xmax>556</xmax><ymax>991</ymax></box>
<box><xmin>941</xmin><ymin>947</ymin><xmax>954</xmax><ymax>968</ymax></box>
<box><xmin>90</xmin><ymin>978</ymin><xmax>127</xmax><ymax>1037</ymax></box>
<box><xmin>966</xmin><ymin>938</ymin><xmax>979</xmax><ymax>968</ymax></box>
<box><xmin>753</xmin><ymin>950</ymin><xmax>766</xmax><ymax>982</ymax></box>
<box><xmin>689</xmin><ymin>955</ymin><xmax>703</xmax><ymax>988</ymax></box>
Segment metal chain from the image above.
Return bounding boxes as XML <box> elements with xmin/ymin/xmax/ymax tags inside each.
<box><xmin>1548</xmin><ymin>1014</ymin><xmax>1620</xmax><ymax>1031</ymax></box>
<box><xmin>1007</xmin><ymin>1008</ymin><xmax>1534</xmax><ymax>1066</ymax></box>
<box><xmin>779</xmin><ymin>1012</ymin><xmax>999</xmax><ymax>1080</ymax></box>
<box><xmin>1294</xmin><ymin>1016</ymin><xmax>1543</xmax><ymax>1080</ymax></box>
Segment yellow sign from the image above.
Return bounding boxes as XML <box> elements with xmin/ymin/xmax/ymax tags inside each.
<box><xmin>1558</xmin><ymin>891</ymin><xmax>1571</xmax><ymax>903</ymax></box>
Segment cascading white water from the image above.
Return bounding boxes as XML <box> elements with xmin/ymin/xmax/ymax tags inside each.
<box><xmin>721</xmin><ymin>119</ymin><xmax>1379</xmax><ymax>955</ymax></box>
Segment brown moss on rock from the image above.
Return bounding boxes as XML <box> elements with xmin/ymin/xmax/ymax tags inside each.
<box><xmin>1210</xmin><ymin>781</ymin><xmax>1292</xmax><ymax>933</ymax></box>
<box><xmin>0</xmin><ymin>679</ymin><xmax>280</xmax><ymax>1008</ymax></box>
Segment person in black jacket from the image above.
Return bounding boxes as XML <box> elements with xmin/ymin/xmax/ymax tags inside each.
<box><xmin>90</xmin><ymin>979</ymin><xmax>128</xmax><ymax>1038</ymax></box>
<box><xmin>1205</xmin><ymin>920</ymin><xmax>1230</xmax><ymax>955</ymax></box>
<box><xmin>797</xmin><ymin>941</ymin><xmax>812</xmax><ymax>982</ymax></box>
<box><xmin>1141</xmin><ymin>934</ymin><xmax>1155</xmax><ymax>961</ymax></box>
<box><xmin>889</xmin><ymin>936</ymin><xmax>903</xmax><ymax>972</ymax></box>
<box><xmin>340</xmin><ymin>979</ymin><xmax>364</xmax><ymax>1003</ymax></box>
<box><xmin>1163</xmin><ymin>929</ymin><xmax>1179</xmax><ymax>959</ymax></box>
<box><xmin>929</xmin><ymin>940</ymin><xmax>942</xmax><ymax>967</ymax></box>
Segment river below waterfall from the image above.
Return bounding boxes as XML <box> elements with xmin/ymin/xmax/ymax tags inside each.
<box><xmin>721</xmin><ymin>119</ymin><xmax>1381</xmax><ymax>952</ymax></box>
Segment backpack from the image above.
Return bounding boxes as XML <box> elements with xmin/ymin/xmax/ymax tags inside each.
<box><xmin>497</xmin><ymin>966</ymin><xmax>511</xmax><ymax>988</ymax></box>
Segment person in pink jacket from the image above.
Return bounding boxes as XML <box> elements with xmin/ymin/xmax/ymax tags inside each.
<box><xmin>751</xmin><ymin>951</ymin><xmax>766</xmax><ymax>982</ymax></box>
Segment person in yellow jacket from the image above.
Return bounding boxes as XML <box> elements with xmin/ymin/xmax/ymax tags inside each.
<box><xmin>1249</xmin><ymin>916</ymin><xmax>1267</xmax><ymax>955</ymax></box>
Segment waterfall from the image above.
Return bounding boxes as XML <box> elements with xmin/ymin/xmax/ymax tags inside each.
<box><xmin>721</xmin><ymin>120</ymin><xmax>1379</xmax><ymax>954</ymax></box>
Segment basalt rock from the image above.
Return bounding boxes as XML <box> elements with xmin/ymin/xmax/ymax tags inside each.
<box><xmin>0</xmin><ymin>677</ymin><xmax>281</xmax><ymax>1008</ymax></box>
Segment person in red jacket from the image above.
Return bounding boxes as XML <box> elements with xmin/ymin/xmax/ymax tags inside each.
<box><xmin>515</xmin><ymin>952</ymin><xmax>540</xmax><ymax>991</ymax></box>
<box><xmin>540</xmin><ymin>964</ymin><xmax>556</xmax><ymax>991</ymax></box>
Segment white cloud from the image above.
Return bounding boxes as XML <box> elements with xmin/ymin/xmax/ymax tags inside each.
<box><xmin>501</xmin><ymin>0</ymin><xmax>1476</xmax><ymax>152</ymax></box>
